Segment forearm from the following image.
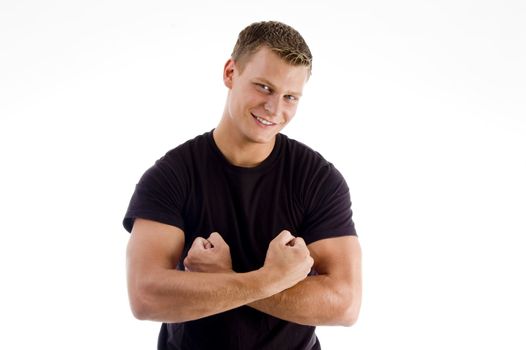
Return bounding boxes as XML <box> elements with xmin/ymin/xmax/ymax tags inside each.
<box><xmin>248</xmin><ymin>274</ymin><xmax>359</xmax><ymax>326</ymax></box>
<box><xmin>129</xmin><ymin>268</ymin><xmax>275</xmax><ymax>323</ymax></box>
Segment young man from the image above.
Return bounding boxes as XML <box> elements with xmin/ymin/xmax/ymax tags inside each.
<box><xmin>123</xmin><ymin>21</ymin><xmax>362</xmax><ymax>350</ymax></box>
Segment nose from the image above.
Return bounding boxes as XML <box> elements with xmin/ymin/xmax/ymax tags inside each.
<box><xmin>263</xmin><ymin>96</ymin><xmax>281</xmax><ymax>117</ymax></box>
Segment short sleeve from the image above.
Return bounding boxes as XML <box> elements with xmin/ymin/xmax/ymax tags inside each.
<box><xmin>299</xmin><ymin>164</ymin><xmax>356</xmax><ymax>244</ymax></box>
<box><xmin>122</xmin><ymin>154</ymin><xmax>187</xmax><ymax>233</ymax></box>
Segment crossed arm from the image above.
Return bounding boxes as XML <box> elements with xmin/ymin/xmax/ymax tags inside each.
<box><xmin>126</xmin><ymin>218</ymin><xmax>362</xmax><ymax>326</ymax></box>
<box><xmin>247</xmin><ymin>237</ymin><xmax>362</xmax><ymax>326</ymax></box>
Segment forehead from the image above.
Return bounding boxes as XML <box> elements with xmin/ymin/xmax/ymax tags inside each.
<box><xmin>237</xmin><ymin>46</ymin><xmax>309</xmax><ymax>92</ymax></box>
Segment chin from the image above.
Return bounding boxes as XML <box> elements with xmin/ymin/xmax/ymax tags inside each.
<box><xmin>242</xmin><ymin>117</ymin><xmax>285</xmax><ymax>144</ymax></box>
<box><xmin>247</xmin><ymin>134</ymin><xmax>274</xmax><ymax>144</ymax></box>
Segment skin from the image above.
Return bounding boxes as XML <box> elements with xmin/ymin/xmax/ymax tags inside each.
<box><xmin>184</xmin><ymin>231</ymin><xmax>362</xmax><ymax>326</ymax></box>
<box><xmin>213</xmin><ymin>46</ymin><xmax>308</xmax><ymax>167</ymax></box>
<box><xmin>127</xmin><ymin>220</ymin><xmax>313</xmax><ymax>322</ymax></box>
<box><xmin>126</xmin><ymin>46</ymin><xmax>362</xmax><ymax>326</ymax></box>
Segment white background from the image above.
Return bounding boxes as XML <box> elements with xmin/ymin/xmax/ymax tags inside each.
<box><xmin>1</xmin><ymin>0</ymin><xmax>525</xmax><ymax>349</ymax></box>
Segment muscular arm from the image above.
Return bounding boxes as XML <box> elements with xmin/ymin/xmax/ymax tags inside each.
<box><xmin>249</xmin><ymin>236</ymin><xmax>362</xmax><ymax>326</ymax></box>
<box><xmin>126</xmin><ymin>218</ymin><xmax>312</xmax><ymax>323</ymax></box>
<box><xmin>183</xmin><ymin>232</ymin><xmax>362</xmax><ymax>326</ymax></box>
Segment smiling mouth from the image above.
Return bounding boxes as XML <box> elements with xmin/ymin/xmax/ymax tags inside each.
<box><xmin>251</xmin><ymin>113</ymin><xmax>276</xmax><ymax>126</ymax></box>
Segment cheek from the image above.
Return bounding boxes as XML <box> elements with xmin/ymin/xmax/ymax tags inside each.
<box><xmin>233</xmin><ymin>87</ymin><xmax>261</xmax><ymax>109</ymax></box>
<box><xmin>284</xmin><ymin>104</ymin><xmax>299</xmax><ymax>120</ymax></box>
<box><xmin>230</xmin><ymin>90</ymin><xmax>248</xmax><ymax>112</ymax></box>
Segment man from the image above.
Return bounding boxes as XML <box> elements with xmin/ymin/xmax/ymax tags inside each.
<box><xmin>123</xmin><ymin>21</ymin><xmax>362</xmax><ymax>349</ymax></box>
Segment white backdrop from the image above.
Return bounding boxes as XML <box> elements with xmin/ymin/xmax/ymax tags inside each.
<box><xmin>1</xmin><ymin>0</ymin><xmax>525</xmax><ymax>349</ymax></box>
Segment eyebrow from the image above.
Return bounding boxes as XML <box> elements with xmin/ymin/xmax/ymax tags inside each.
<box><xmin>254</xmin><ymin>77</ymin><xmax>303</xmax><ymax>97</ymax></box>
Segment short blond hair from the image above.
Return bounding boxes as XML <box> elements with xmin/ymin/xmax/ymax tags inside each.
<box><xmin>231</xmin><ymin>21</ymin><xmax>312</xmax><ymax>74</ymax></box>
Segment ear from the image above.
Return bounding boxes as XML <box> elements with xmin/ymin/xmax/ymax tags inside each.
<box><xmin>223</xmin><ymin>58</ymin><xmax>235</xmax><ymax>89</ymax></box>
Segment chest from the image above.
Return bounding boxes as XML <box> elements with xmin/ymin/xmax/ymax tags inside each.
<box><xmin>182</xmin><ymin>166</ymin><xmax>304</xmax><ymax>271</ymax></box>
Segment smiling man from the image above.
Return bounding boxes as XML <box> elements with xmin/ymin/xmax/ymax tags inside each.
<box><xmin>123</xmin><ymin>21</ymin><xmax>362</xmax><ymax>350</ymax></box>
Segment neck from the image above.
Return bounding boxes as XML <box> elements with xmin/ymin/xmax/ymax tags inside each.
<box><xmin>213</xmin><ymin>118</ymin><xmax>276</xmax><ymax>168</ymax></box>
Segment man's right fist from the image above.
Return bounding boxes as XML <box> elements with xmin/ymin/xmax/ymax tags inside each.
<box><xmin>184</xmin><ymin>232</ymin><xmax>233</xmax><ymax>273</ymax></box>
<box><xmin>262</xmin><ymin>230</ymin><xmax>314</xmax><ymax>292</ymax></box>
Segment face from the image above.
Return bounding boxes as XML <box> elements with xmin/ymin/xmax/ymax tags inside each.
<box><xmin>222</xmin><ymin>46</ymin><xmax>309</xmax><ymax>145</ymax></box>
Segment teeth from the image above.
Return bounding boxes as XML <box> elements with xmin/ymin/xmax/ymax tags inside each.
<box><xmin>256</xmin><ymin>116</ymin><xmax>274</xmax><ymax>126</ymax></box>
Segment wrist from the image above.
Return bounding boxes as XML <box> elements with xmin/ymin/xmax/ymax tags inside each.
<box><xmin>254</xmin><ymin>265</ymin><xmax>283</xmax><ymax>297</ymax></box>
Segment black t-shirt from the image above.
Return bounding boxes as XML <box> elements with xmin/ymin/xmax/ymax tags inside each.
<box><xmin>123</xmin><ymin>131</ymin><xmax>356</xmax><ymax>350</ymax></box>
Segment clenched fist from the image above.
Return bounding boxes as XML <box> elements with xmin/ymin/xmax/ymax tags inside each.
<box><xmin>262</xmin><ymin>230</ymin><xmax>314</xmax><ymax>292</ymax></box>
<box><xmin>184</xmin><ymin>232</ymin><xmax>233</xmax><ymax>273</ymax></box>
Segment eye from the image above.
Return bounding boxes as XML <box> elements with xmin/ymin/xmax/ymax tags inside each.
<box><xmin>256</xmin><ymin>83</ymin><xmax>272</xmax><ymax>94</ymax></box>
<box><xmin>285</xmin><ymin>95</ymin><xmax>298</xmax><ymax>102</ymax></box>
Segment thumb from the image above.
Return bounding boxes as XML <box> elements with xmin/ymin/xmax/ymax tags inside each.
<box><xmin>191</xmin><ymin>236</ymin><xmax>212</xmax><ymax>249</ymax></box>
<box><xmin>208</xmin><ymin>232</ymin><xmax>227</xmax><ymax>248</ymax></box>
<box><xmin>275</xmin><ymin>230</ymin><xmax>295</xmax><ymax>246</ymax></box>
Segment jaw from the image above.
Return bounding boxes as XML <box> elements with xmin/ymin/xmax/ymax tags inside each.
<box><xmin>213</xmin><ymin>114</ymin><xmax>278</xmax><ymax>167</ymax></box>
<box><xmin>219</xmin><ymin>96</ymin><xmax>289</xmax><ymax>146</ymax></box>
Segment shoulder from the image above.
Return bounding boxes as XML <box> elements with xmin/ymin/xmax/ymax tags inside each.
<box><xmin>280</xmin><ymin>133</ymin><xmax>327</xmax><ymax>161</ymax></box>
<box><xmin>279</xmin><ymin>133</ymin><xmax>349</xmax><ymax>196</ymax></box>
<box><xmin>137</xmin><ymin>131</ymin><xmax>211</xmax><ymax>187</ymax></box>
<box><xmin>279</xmin><ymin>133</ymin><xmax>336</xmax><ymax>177</ymax></box>
<box><xmin>162</xmin><ymin>131</ymin><xmax>211</xmax><ymax>164</ymax></box>
<box><xmin>149</xmin><ymin>131</ymin><xmax>211</xmax><ymax>175</ymax></box>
